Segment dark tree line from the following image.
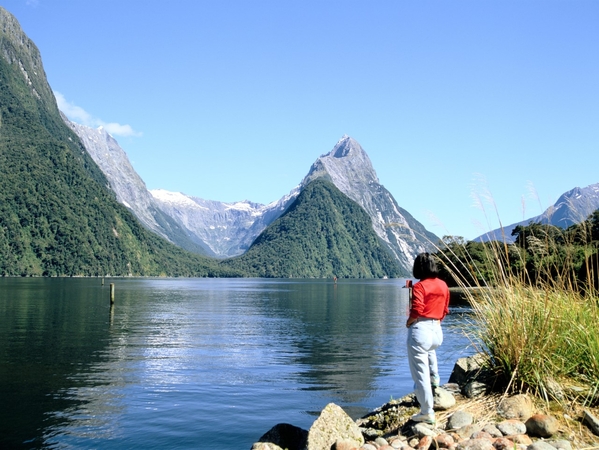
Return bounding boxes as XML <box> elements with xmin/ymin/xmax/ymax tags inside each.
<box><xmin>434</xmin><ymin>210</ymin><xmax>599</xmax><ymax>292</ymax></box>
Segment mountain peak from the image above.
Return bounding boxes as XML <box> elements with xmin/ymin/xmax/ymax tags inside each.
<box><xmin>300</xmin><ymin>137</ymin><xmax>436</xmax><ymax>272</ymax></box>
<box><xmin>305</xmin><ymin>136</ymin><xmax>377</xmax><ymax>188</ymax></box>
<box><xmin>331</xmin><ymin>135</ymin><xmax>358</xmax><ymax>158</ymax></box>
<box><xmin>330</xmin><ymin>135</ymin><xmax>364</xmax><ymax>159</ymax></box>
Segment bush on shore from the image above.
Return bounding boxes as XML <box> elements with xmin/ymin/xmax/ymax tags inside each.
<box><xmin>433</xmin><ymin>213</ymin><xmax>599</xmax><ymax>408</ymax></box>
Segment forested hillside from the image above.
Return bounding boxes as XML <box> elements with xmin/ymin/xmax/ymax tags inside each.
<box><xmin>0</xmin><ymin>10</ymin><xmax>232</xmax><ymax>277</ymax></box>
<box><xmin>222</xmin><ymin>179</ymin><xmax>403</xmax><ymax>278</ymax></box>
<box><xmin>0</xmin><ymin>8</ymin><xmax>403</xmax><ymax>279</ymax></box>
<box><xmin>436</xmin><ymin>211</ymin><xmax>599</xmax><ymax>289</ymax></box>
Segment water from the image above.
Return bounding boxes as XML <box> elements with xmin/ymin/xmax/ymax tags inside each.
<box><xmin>0</xmin><ymin>278</ymin><xmax>475</xmax><ymax>449</ymax></box>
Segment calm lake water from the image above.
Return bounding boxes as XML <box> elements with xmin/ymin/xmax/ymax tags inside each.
<box><xmin>0</xmin><ymin>278</ymin><xmax>476</xmax><ymax>449</ymax></box>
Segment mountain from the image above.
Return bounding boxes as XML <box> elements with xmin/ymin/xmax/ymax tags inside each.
<box><xmin>64</xmin><ymin>118</ymin><xmax>214</xmax><ymax>256</ymax></box>
<box><xmin>150</xmin><ymin>189</ymin><xmax>296</xmax><ymax>257</ymax></box>
<box><xmin>146</xmin><ymin>136</ymin><xmax>437</xmax><ymax>274</ymax></box>
<box><xmin>476</xmin><ymin>183</ymin><xmax>599</xmax><ymax>243</ymax></box>
<box><xmin>70</xmin><ymin>122</ymin><xmax>437</xmax><ymax>273</ymax></box>
<box><xmin>222</xmin><ymin>178</ymin><xmax>402</xmax><ymax>278</ymax></box>
<box><xmin>301</xmin><ymin>136</ymin><xmax>439</xmax><ymax>273</ymax></box>
<box><xmin>0</xmin><ymin>7</ymin><xmax>228</xmax><ymax>277</ymax></box>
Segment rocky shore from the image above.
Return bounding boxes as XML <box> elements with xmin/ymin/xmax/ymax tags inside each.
<box><xmin>251</xmin><ymin>355</ymin><xmax>599</xmax><ymax>450</ymax></box>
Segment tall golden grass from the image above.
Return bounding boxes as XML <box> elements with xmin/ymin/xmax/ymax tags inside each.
<box><xmin>437</xmin><ymin>230</ymin><xmax>599</xmax><ymax>407</ymax></box>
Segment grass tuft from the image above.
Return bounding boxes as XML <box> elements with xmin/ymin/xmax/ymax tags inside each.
<box><xmin>432</xmin><ymin>217</ymin><xmax>599</xmax><ymax>408</ymax></box>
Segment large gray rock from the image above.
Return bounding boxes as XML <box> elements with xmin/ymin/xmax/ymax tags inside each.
<box><xmin>584</xmin><ymin>409</ymin><xmax>599</xmax><ymax>436</ymax></box>
<box><xmin>497</xmin><ymin>394</ymin><xmax>533</xmax><ymax>421</ymax></box>
<box><xmin>454</xmin><ymin>423</ymin><xmax>483</xmax><ymax>440</ymax></box>
<box><xmin>448</xmin><ymin>353</ymin><xmax>488</xmax><ymax>387</ymax></box>
<box><xmin>306</xmin><ymin>403</ymin><xmax>364</xmax><ymax>450</ymax></box>
<box><xmin>446</xmin><ymin>410</ymin><xmax>474</xmax><ymax>430</ymax></box>
<box><xmin>496</xmin><ymin>419</ymin><xmax>527</xmax><ymax>436</ymax></box>
<box><xmin>455</xmin><ymin>438</ymin><xmax>494</xmax><ymax>450</ymax></box>
<box><xmin>433</xmin><ymin>387</ymin><xmax>456</xmax><ymax>410</ymax></box>
<box><xmin>527</xmin><ymin>442</ymin><xmax>558</xmax><ymax>450</ymax></box>
<box><xmin>546</xmin><ymin>439</ymin><xmax>572</xmax><ymax>450</ymax></box>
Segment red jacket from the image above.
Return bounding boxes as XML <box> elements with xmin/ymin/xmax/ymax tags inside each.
<box><xmin>409</xmin><ymin>277</ymin><xmax>450</xmax><ymax>321</ymax></box>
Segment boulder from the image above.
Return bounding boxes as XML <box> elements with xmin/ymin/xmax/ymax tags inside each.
<box><xmin>527</xmin><ymin>441</ymin><xmax>557</xmax><ymax>450</ymax></box>
<box><xmin>251</xmin><ymin>443</ymin><xmax>285</xmax><ymax>450</ymax></box>
<box><xmin>525</xmin><ymin>413</ymin><xmax>558</xmax><ymax>438</ymax></box>
<box><xmin>410</xmin><ymin>422</ymin><xmax>438</xmax><ymax>438</ymax></box>
<box><xmin>415</xmin><ymin>435</ymin><xmax>433</xmax><ymax>450</ymax></box>
<box><xmin>446</xmin><ymin>410</ymin><xmax>474</xmax><ymax>430</ymax></box>
<box><xmin>546</xmin><ymin>439</ymin><xmax>572</xmax><ymax>449</ymax></box>
<box><xmin>434</xmin><ymin>433</ymin><xmax>455</xmax><ymax>448</ymax></box>
<box><xmin>448</xmin><ymin>353</ymin><xmax>487</xmax><ymax>386</ymax></box>
<box><xmin>464</xmin><ymin>381</ymin><xmax>487</xmax><ymax>398</ymax></box>
<box><xmin>434</xmin><ymin>387</ymin><xmax>456</xmax><ymax>410</ymax></box>
<box><xmin>491</xmin><ymin>437</ymin><xmax>515</xmax><ymax>450</ymax></box>
<box><xmin>503</xmin><ymin>434</ymin><xmax>532</xmax><ymax>445</ymax></box>
<box><xmin>583</xmin><ymin>409</ymin><xmax>599</xmax><ymax>436</ymax></box>
<box><xmin>251</xmin><ymin>423</ymin><xmax>308</xmax><ymax>450</ymax></box>
<box><xmin>481</xmin><ymin>424</ymin><xmax>502</xmax><ymax>438</ymax></box>
<box><xmin>497</xmin><ymin>394</ymin><xmax>533</xmax><ymax>421</ymax></box>
<box><xmin>455</xmin><ymin>438</ymin><xmax>494</xmax><ymax>449</ymax></box>
<box><xmin>454</xmin><ymin>423</ymin><xmax>483</xmax><ymax>440</ymax></box>
<box><xmin>332</xmin><ymin>438</ymin><xmax>360</xmax><ymax>450</ymax></box>
<box><xmin>306</xmin><ymin>403</ymin><xmax>364</xmax><ymax>450</ymax></box>
<box><xmin>496</xmin><ymin>419</ymin><xmax>527</xmax><ymax>436</ymax></box>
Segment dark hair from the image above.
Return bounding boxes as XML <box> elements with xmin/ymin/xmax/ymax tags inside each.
<box><xmin>412</xmin><ymin>252</ymin><xmax>439</xmax><ymax>280</ymax></box>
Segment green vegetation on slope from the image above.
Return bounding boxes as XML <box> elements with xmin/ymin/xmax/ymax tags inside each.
<box><xmin>222</xmin><ymin>179</ymin><xmax>403</xmax><ymax>278</ymax></box>
<box><xmin>434</xmin><ymin>214</ymin><xmax>599</xmax><ymax>406</ymax></box>
<box><xmin>0</xmin><ymin>9</ymin><xmax>407</xmax><ymax>278</ymax></box>
<box><xmin>0</xmin><ymin>28</ymin><xmax>234</xmax><ymax>277</ymax></box>
<box><xmin>436</xmin><ymin>212</ymin><xmax>599</xmax><ymax>290</ymax></box>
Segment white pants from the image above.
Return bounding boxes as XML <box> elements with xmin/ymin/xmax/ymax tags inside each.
<box><xmin>407</xmin><ymin>319</ymin><xmax>443</xmax><ymax>415</ymax></box>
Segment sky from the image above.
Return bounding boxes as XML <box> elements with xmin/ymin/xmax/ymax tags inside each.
<box><xmin>3</xmin><ymin>1</ymin><xmax>598</xmax><ymax>240</ymax></box>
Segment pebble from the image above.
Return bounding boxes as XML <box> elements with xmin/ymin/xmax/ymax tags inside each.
<box><xmin>358</xmin><ymin>416</ymin><xmax>571</xmax><ymax>450</ymax></box>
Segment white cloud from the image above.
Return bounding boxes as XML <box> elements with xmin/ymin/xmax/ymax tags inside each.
<box><xmin>103</xmin><ymin>123</ymin><xmax>140</xmax><ymax>137</ymax></box>
<box><xmin>54</xmin><ymin>91</ymin><xmax>142</xmax><ymax>138</ymax></box>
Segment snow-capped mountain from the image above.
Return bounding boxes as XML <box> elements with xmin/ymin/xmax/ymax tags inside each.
<box><xmin>301</xmin><ymin>135</ymin><xmax>438</xmax><ymax>272</ymax></box>
<box><xmin>149</xmin><ymin>189</ymin><xmax>296</xmax><ymax>257</ymax></box>
<box><xmin>66</xmin><ymin>119</ymin><xmax>437</xmax><ymax>271</ymax></box>
<box><xmin>476</xmin><ymin>183</ymin><xmax>599</xmax><ymax>243</ymax></box>
<box><xmin>64</xmin><ymin>117</ymin><xmax>213</xmax><ymax>255</ymax></box>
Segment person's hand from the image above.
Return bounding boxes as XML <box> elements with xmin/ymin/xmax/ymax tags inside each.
<box><xmin>406</xmin><ymin>318</ymin><xmax>417</xmax><ymax>328</ymax></box>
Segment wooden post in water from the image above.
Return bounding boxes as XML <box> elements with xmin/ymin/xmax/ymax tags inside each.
<box><xmin>110</xmin><ymin>283</ymin><xmax>115</xmax><ymax>305</ymax></box>
<box><xmin>102</xmin><ymin>277</ymin><xmax>105</xmax><ymax>286</ymax></box>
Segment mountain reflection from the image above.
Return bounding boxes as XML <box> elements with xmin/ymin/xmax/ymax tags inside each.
<box><xmin>0</xmin><ymin>278</ymin><xmax>472</xmax><ymax>449</ymax></box>
<box><xmin>0</xmin><ymin>278</ymin><xmax>116</xmax><ymax>449</ymax></box>
<box><xmin>256</xmin><ymin>281</ymin><xmax>410</xmax><ymax>406</ymax></box>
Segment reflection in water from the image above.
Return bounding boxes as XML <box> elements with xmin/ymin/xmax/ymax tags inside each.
<box><xmin>0</xmin><ymin>278</ymin><xmax>475</xmax><ymax>449</ymax></box>
<box><xmin>269</xmin><ymin>281</ymin><xmax>410</xmax><ymax>406</ymax></box>
<box><xmin>0</xmin><ymin>278</ymin><xmax>113</xmax><ymax>449</ymax></box>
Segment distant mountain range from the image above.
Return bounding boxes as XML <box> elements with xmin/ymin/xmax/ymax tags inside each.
<box><xmin>67</xmin><ymin>118</ymin><xmax>438</xmax><ymax>274</ymax></box>
<box><xmin>1</xmin><ymin>6</ymin><xmax>431</xmax><ymax>277</ymax></box>
<box><xmin>6</xmin><ymin>4</ymin><xmax>596</xmax><ymax>278</ymax></box>
<box><xmin>476</xmin><ymin>183</ymin><xmax>599</xmax><ymax>243</ymax></box>
<box><xmin>223</xmin><ymin>178</ymin><xmax>403</xmax><ymax>278</ymax></box>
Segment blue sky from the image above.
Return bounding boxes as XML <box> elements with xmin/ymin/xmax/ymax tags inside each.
<box><xmin>4</xmin><ymin>1</ymin><xmax>599</xmax><ymax>240</ymax></box>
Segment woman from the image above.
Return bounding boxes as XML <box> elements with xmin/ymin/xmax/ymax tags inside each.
<box><xmin>406</xmin><ymin>252</ymin><xmax>450</xmax><ymax>424</ymax></box>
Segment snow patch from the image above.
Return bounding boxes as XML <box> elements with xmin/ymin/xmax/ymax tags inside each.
<box><xmin>151</xmin><ymin>189</ymin><xmax>205</xmax><ymax>209</ymax></box>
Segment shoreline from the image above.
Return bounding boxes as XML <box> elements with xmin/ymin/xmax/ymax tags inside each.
<box><xmin>251</xmin><ymin>354</ymin><xmax>599</xmax><ymax>450</ymax></box>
